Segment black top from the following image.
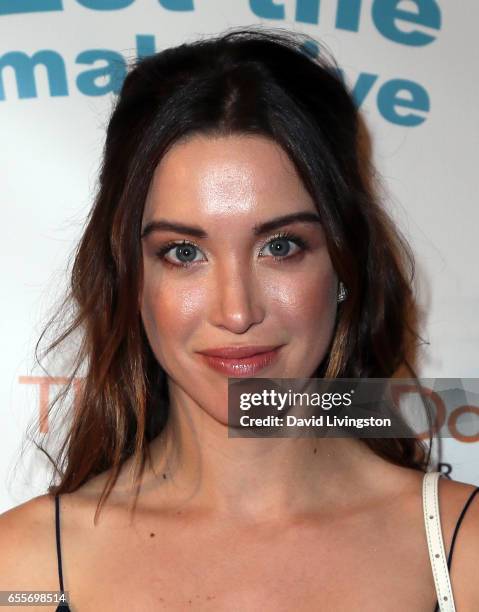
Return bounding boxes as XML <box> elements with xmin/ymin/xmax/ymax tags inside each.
<box><xmin>54</xmin><ymin>484</ymin><xmax>479</xmax><ymax>612</ymax></box>
<box><xmin>54</xmin><ymin>494</ymin><xmax>71</xmax><ymax>612</ymax></box>
<box><xmin>432</xmin><ymin>485</ymin><xmax>479</xmax><ymax>612</ymax></box>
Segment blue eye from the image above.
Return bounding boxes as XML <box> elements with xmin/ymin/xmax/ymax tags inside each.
<box><xmin>260</xmin><ymin>232</ymin><xmax>308</xmax><ymax>261</ymax></box>
<box><xmin>262</xmin><ymin>237</ymin><xmax>297</xmax><ymax>258</ymax></box>
<box><xmin>156</xmin><ymin>241</ymin><xmax>206</xmax><ymax>267</ymax></box>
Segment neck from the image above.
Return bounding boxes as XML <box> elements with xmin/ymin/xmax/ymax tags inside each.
<box><xmin>123</xmin><ymin>383</ymin><xmax>396</xmax><ymax>523</ymax></box>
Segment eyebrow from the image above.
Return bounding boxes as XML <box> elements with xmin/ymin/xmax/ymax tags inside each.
<box><xmin>140</xmin><ymin>211</ymin><xmax>322</xmax><ymax>239</ymax></box>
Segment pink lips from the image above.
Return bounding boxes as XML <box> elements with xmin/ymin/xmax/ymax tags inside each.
<box><xmin>197</xmin><ymin>345</ymin><xmax>283</xmax><ymax>377</ymax></box>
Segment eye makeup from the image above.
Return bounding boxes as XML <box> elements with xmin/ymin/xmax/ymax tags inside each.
<box><xmin>153</xmin><ymin>230</ymin><xmax>311</xmax><ymax>269</ymax></box>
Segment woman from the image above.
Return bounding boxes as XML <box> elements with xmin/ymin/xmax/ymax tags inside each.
<box><xmin>1</xmin><ymin>29</ymin><xmax>478</xmax><ymax>611</ymax></box>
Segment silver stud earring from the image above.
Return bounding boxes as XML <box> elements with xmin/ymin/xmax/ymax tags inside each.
<box><xmin>337</xmin><ymin>281</ymin><xmax>347</xmax><ymax>303</ymax></box>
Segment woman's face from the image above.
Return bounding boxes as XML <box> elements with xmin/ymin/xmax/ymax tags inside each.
<box><xmin>140</xmin><ymin>134</ymin><xmax>338</xmax><ymax>423</ymax></box>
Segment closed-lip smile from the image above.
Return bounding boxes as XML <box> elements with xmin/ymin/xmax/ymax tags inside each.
<box><xmin>197</xmin><ymin>345</ymin><xmax>282</xmax><ymax>358</ymax></box>
<box><xmin>196</xmin><ymin>345</ymin><xmax>284</xmax><ymax>376</ymax></box>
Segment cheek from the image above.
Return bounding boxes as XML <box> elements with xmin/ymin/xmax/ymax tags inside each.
<box><xmin>140</xmin><ymin>275</ymin><xmax>207</xmax><ymax>357</ymax></box>
<box><xmin>263</xmin><ymin>261</ymin><xmax>337</xmax><ymax>333</ymax></box>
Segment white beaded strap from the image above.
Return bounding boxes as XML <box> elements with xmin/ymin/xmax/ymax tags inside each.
<box><xmin>423</xmin><ymin>471</ymin><xmax>456</xmax><ymax>612</ymax></box>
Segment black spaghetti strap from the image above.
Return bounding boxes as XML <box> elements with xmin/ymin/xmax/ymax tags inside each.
<box><xmin>55</xmin><ymin>495</ymin><xmax>65</xmax><ymax>593</ymax></box>
<box><xmin>447</xmin><ymin>486</ymin><xmax>479</xmax><ymax>569</ymax></box>
<box><xmin>432</xmin><ymin>485</ymin><xmax>479</xmax><ymax>612</ymax></box>
<box><xmin>54</xmin><ymin>495</ymin><xmax>71</xmax><ymax>611</ymax></box>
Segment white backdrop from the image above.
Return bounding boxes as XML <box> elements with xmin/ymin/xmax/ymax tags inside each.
<box><xmin>1</xmin><ymin>0</ymin><xmax>478</xmax><ymax>512</ymax></box>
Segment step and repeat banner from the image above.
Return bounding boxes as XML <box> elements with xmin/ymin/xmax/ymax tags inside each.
<box><xmin>1</xmin><ymin>0</ymin><xmax>478</xmax><ymax>511</ymax></box>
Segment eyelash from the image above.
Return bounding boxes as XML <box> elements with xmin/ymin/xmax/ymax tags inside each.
<box><xmin>154</xmin><ymin>231</ymin><xmax>310</xmax><ymax>269</ymax></box>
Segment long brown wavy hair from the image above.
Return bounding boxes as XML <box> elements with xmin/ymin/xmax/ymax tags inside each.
<box><xmin>32</xmin><ymin>28</ymin><xmax>431</xmax><ymax>520</ymax></box>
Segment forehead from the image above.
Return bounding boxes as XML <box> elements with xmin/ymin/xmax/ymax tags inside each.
<box><xmin>142</xmin><ymin>134</ymin><xmax>316</xmax><ymax>223</ymax></box>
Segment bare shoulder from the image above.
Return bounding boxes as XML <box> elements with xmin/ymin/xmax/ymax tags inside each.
<box><xmin>0</xmin><ymin>481</ymin><xmax>113</xmax><ymax>610</ymax></box>
<box><xmin>438</xmin><ymin>476</ymin><xmax>479</xmax><ymax>609</ymax></box>
<box><xmin>437</xmin><ymin>476</ymin><xmax>479</xmax><ymax>537</ymax></box>
<box><xmin>0</xmin><ymin>494</ymin><xmax>58</xmax><ymax>591</ymax></box>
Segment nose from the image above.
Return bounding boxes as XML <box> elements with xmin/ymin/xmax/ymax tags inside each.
<box><xmin>207</xmin><ymin>259</ymin><xmax>265</xmax><ymax>334</ymax></box>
